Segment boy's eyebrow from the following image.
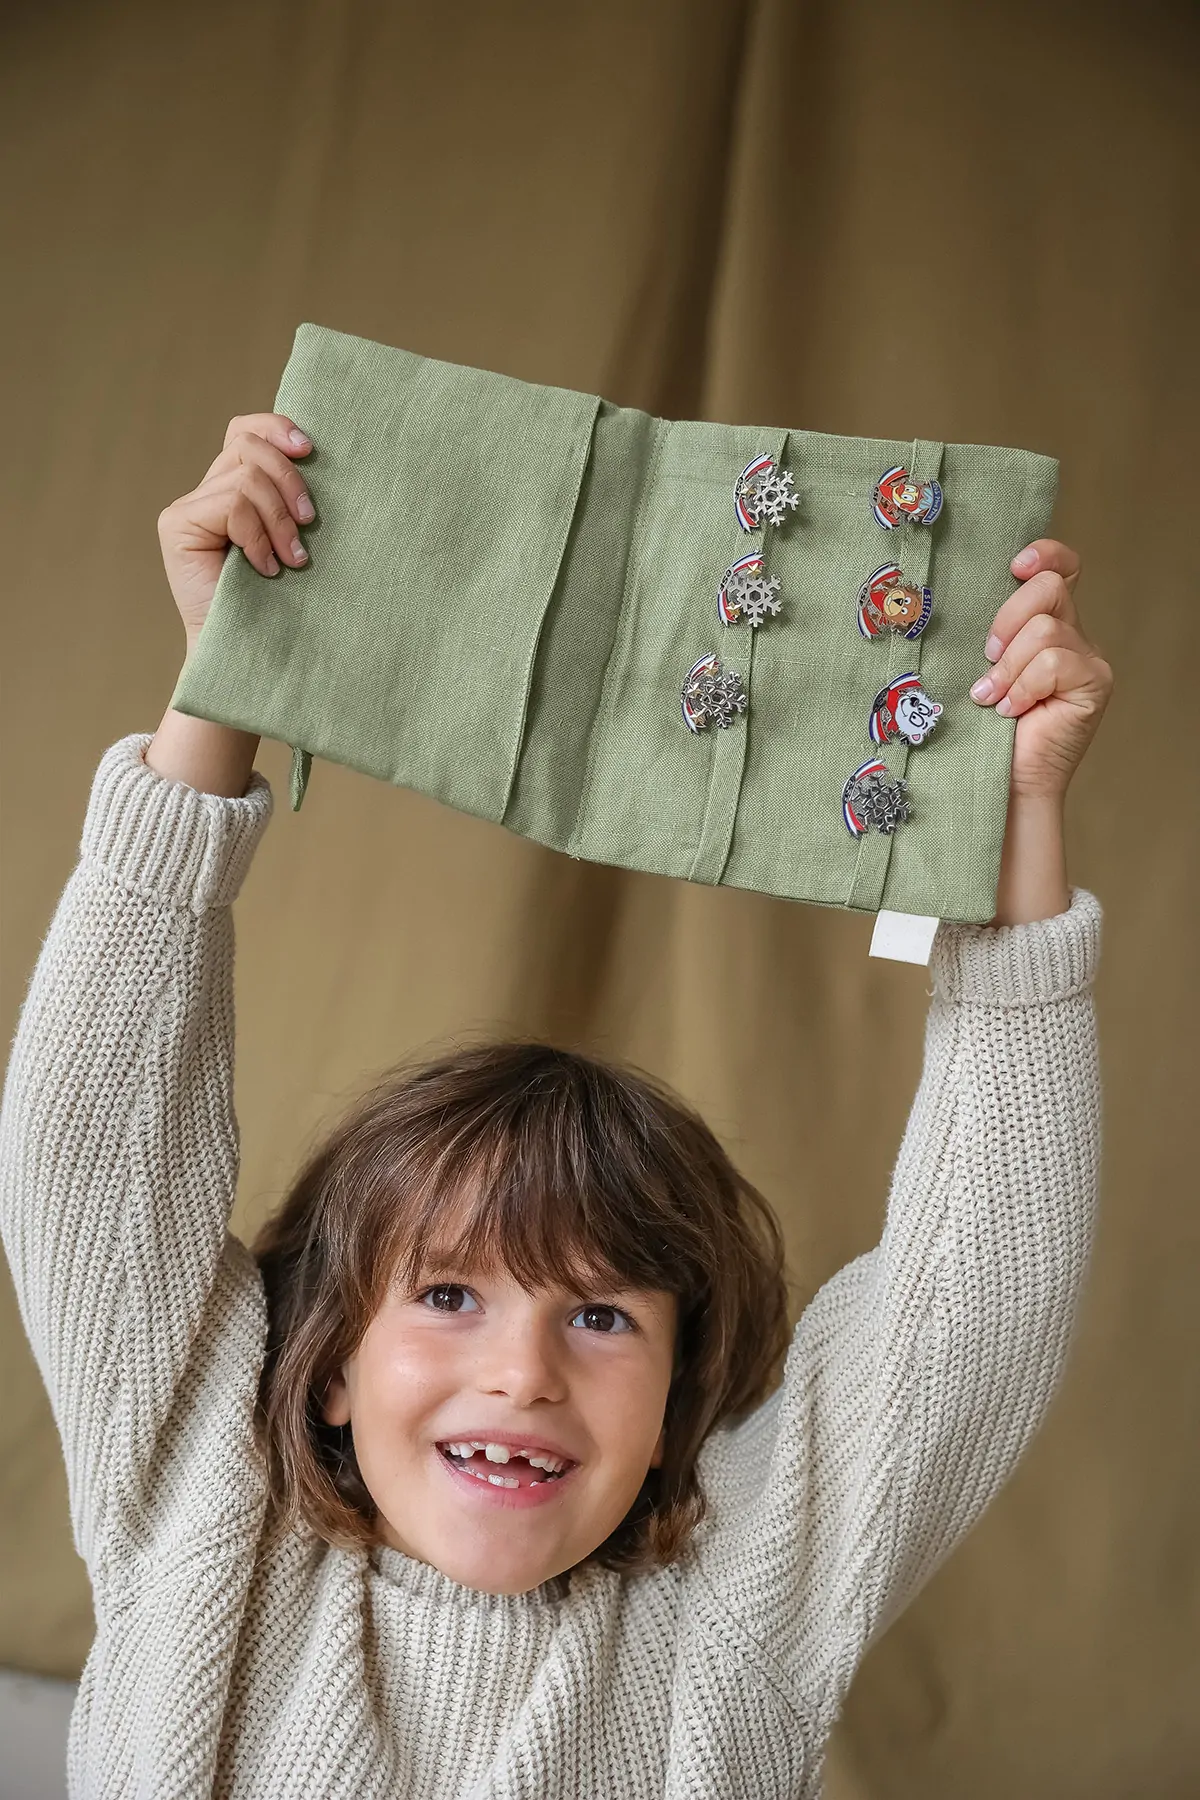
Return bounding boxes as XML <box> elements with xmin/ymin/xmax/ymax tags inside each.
<box><xmin>402</xmin><ymin>1259</ymin><xmax>664</xmax><ymax>1303</ymax></box>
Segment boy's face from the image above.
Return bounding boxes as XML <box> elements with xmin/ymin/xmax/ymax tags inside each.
<box><xmin>321</xmin><ymin>1262</ymin><xmax>678</xmax><ymax>1595</ymax></box>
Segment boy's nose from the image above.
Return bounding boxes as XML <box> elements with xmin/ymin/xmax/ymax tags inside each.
<box><xmin>478</xmin><ymin>1324</ymin><xmax>569</xmax><ymax>1407</ymax></box>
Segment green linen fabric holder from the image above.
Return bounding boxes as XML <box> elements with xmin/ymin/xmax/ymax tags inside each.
<box><xmin>170</xmin><ymin>323</ymin><xmax>1059</xmax><ymax>923</ymax></box>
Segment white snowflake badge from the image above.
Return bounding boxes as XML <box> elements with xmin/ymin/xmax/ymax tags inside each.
<box><xmin>718</xmin><ymin>553</ymin><xmax>784</xmax><ymax>628</ymax></box>
<box><xmin>734</xmin><ymin>454</ymin><xmax>800</xmax><ymax>532</ymax></box>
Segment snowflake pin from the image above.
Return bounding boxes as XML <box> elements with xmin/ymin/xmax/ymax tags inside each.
<box><xmin>842</xmin><ymin>759</ymin><xmax>912</xmax><ymax>836</ymax></box>
<box><xmin>682</xmin><ymin>653</ymin><xmax>749</xmax><ymax>732</ymax></box>
<box><xmin>719</xmin><ymin>555</ymin><xmax>784</xmax><ymax>628</ymax></box>
<box><xmin>734</xmin><ymin>454</ymin><xmax>800</xmax><ymax>532</ymax></box>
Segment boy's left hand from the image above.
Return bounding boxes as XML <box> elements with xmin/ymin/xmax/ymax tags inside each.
<box><xmin>971</xmin><ymin>539</ymin><xmax>1113</xmax><ymax>801</ymax></box>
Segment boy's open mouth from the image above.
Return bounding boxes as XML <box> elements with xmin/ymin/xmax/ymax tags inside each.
<box><xmin>436</xmin><ymin>1440</ymin><xmax>576</xmax><ymax>1490</ymax></box>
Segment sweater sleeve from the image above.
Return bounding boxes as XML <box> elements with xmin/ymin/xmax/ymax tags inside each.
<box><xmin>0</xmin><ymin>733</ymin><xmax>275</xmax><ymax>1598</ymax></box>
<box><xmin>690</xmin><ymin>886</ymin><xmax>1102</xmax><ymax>1699</ymax></box>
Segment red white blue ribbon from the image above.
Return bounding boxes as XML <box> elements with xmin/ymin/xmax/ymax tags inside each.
<box><xmin>843</xmin><ymin>757</ymin><xmax>889</xmax><ymax>836</ymax></box>
<box><xmin>734</xmin><ymin>454</ymin><xmax>776</xmax><ymax>531</ymax></box>
<box><xmin>682</xmin><ymin>652</ymin><xmax>719</xmax><ymax>733</ymax></box>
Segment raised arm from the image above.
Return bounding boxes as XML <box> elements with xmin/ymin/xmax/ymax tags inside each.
<box><xmin>693</xmin><ymin>885</ymin><xmax>1102</xmax><ymax>1699</ymax></box>
<box><xmin>690</xmin><ymin>536</ymin><xmax>1112</xmax><ymax>1716</ymax></box>
<box><xmin>0</xmin><ymin>408</ymin><xmax>314</xmax><ymax>1594</ymax></box>
<box><xmin>0</xmin><ymin>720</ymin><xmax>274</xmax><ymax>1589</ymax></box>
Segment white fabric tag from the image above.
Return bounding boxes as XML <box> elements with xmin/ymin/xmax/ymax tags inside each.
<box><xmin>869</xmin><ymin>910</ymin><xmax>941</xmax><ymax>965</ymax></box>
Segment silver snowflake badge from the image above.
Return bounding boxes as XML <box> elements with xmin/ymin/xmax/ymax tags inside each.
<box><xmin>719</xmin><ymin>559</ymin><xmax>784</xmax><ymax>628</ymax></box>
<box><xmin>682</xmin><ymin>653</ymin><xmax>749</xmax><ymax>732</ymax></box>
<box><xmin>735</xmin><ymin>454</ymin><xmax>800</xmax><ymax>531</ymax></box>
<box><xmin>842</xmin><ymin>761</ymin><xmax>912</xmax><ymax>836</ymax></box>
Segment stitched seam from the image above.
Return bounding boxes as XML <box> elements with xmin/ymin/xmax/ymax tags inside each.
<box><xmin>501</xmin><ymin>394</ymin><xmax>604</xmax><ymax>822</ymax></box>
<box><xmin>566</xmin><ymin>415</ymin><xmax>668</xmax><ymax>856</ymax></box>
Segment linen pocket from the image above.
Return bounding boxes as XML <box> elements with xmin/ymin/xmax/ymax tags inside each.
<box><xmin>171</xmin><ymin>325</ymin><xmax>601</xmax><ymax>821</ymax></box>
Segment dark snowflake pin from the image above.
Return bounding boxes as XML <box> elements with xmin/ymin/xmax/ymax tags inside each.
<box><xmin>682</xmin><ymin>653</ymin><xmax>749</xmax><ymax>732</ymax></box>
<box><xmin>842</xmin><ymin>758</ymin><xmax>912</xmax><ymax>836</ymax></box>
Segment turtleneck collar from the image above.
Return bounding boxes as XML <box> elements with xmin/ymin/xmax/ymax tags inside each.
<box><xmin>368</xmin><ymin>1541</ymin><xmax>574</xmax><ymax>1612</ymax></box>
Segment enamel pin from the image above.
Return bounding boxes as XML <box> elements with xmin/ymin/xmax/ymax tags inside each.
<box><xmin>682</xmin><ymin>653</ymin><xmax>749</xmax><ymax>732</ymax></box>
<box><xmin>718</xmin><ymin>553</ymin><xmax>783</xmax><ymax>627</ymax></box>
<box><xmin>857</xmin><ymin>563</ymin><xmax>934</xmax><ymax>639</ymax></box>
<box><xmin>734</xmin><ymin>454</ymin><xmax>800</xmax><ymax>531</ymax></box>
<box><xmin>868</xmin><ymin>672</ymin><xmax>943</xmax><ymax>747</ymax></box>
<box><xmin>842</xmin><ymin>758</ymin><xmax>912</xmax><ymax>836</ymax></box>
<box><xmin>873</xmin><ymin>465</ymin><xmax>944</xmax><ymax>529</ymax></box>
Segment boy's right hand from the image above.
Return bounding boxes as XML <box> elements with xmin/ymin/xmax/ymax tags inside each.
<box><xmin>157</xmin><ymin>413</ymin><xmax>315</xmax><ymax>649</ymax></box>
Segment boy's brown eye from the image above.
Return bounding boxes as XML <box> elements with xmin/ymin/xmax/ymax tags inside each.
<box><xmin>570</xmin><ymin>1304</ymin><xmax>632</xmax><ymax>1333</ymax></box>
<box><xmin>423</xmin><ymin>1284</ymin><xmax>476</xmax><ymax>1313</ymax></box>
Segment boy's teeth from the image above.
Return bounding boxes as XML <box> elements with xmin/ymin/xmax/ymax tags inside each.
<box><xmin>443</xmin><ymin>1441</ymin><xmax>569</xmax><ymax>1474</ymax></box>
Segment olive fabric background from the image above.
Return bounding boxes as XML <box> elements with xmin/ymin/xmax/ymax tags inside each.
<box><xmin>168</xmin><ymin>324</ymin><xmax>1059</xmax><ymax>922</ymax></box>
<box><xmin>1</xmin><ymin>1</ymin><xmax>1197</xmax><ymax>1795</ymax></box>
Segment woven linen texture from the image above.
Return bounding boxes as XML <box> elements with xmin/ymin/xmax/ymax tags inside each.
<box><xmin>171</xmin><ymin>323</ymin><xmax>1059</xmax><ymax>922</ymax></box>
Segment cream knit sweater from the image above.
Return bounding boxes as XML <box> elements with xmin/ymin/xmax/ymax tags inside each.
<box><xmin>0</xmin><ymin>733</ymin><xmax>1103</xmax><ymax>1800</ymax></box>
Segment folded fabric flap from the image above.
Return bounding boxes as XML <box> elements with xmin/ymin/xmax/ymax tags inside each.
<box><xmin>565</xmin><ymin>418</ymin><xmax>802</xmax><ymax>882</ymax></box>
<box><xmin>172</xmin><ymin>324</ymin><xmax>602</xmax><ymax>825</ymax></box>
<box><xmin>501</xmin><ymin>398</ymin><xmax>660</xmax><ymax>851</ymax></box>
<box><xmin>290</xmin><ymin>745</ymin><xmax>313</xmax><ymax>812</ymax></box>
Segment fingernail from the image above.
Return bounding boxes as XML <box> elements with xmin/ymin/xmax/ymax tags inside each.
<box><xmin>1013</xmin><ymin>546</ymin><xmax>1037</xmax><ymax>571</ymax></box>
<box><xmin>970</xmin><ymin>676</ymin><xmax>994</xmax><ymax>702</ymax></box>
<box><xmin>288</xmin><ymin>429</ymin><xmax>310</xmax><ymax>448</ymax></box>
<box><xmin>985</xmin><ymin>634</ymin><xmax>1003</xmax><ymax>661</ymax></box>
<box><xmin>291</xmin><ymin>537</ymin><xmax>308</xmax><ymax>562</ymax></box>
<box><xmin>266</xmin><ymin>553</ymin><xmax>280</xmax><ymax>575</ymax></box>
<box><xmin>296</xmin><ymin>494</ymin><xmax>315</xmax><ymax>521</ymax></box>
<box><xmin>996</xmin><ymin>696</ymin><xmax>1013</xmax><ymax>715</ymax></box>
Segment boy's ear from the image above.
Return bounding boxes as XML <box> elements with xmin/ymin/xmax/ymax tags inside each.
<box><xmin>321</xmin><ymin>1370</ymin><xmax>351</xmax><ymax>1428</ymax></box>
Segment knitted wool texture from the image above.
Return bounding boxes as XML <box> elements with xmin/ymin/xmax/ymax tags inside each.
<box><xmin>0</xmin><ymin>733</ymin><xmax>1103</xmax><ymax>1800</ymax></box>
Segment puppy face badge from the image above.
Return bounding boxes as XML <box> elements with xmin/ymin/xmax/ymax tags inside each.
<box><xmin>873</xmin><ymin>464</ymin><xmax>943</xmax><ymax>529</ymax></box>
<box><xmin>869</xmin><ymin>672</ymin><xmax>943</xmax><ymax>747</ymax></box>
<box><xmin>858</xmin><ymin>563</ymin><xmax>934</xmax><ymax>639</ymax></box>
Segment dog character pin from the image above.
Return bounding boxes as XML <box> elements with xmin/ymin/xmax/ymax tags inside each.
<box><xmin>873</xmin><ymin>464</ymin><xmax>943</xmax><ymax>529</ymax></box>
<box><xmin>857</xmin><ymin>563</ymin><xmax>934</xmax><ymax>640</ymax></box>
<box><xmin>868</xmin><ymin>672</ymin><xmax>944</xmax><ymax>747</ymax></box>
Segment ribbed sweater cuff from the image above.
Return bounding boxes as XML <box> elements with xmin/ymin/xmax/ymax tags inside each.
<box><xmin>80</xmin><ymin>732</ymin><xmax>275</xmax><ymax>914</ymax></box>
<box><xmin>929</xmin><ymin>886</ymin><xmax>1102</xmax><ymax>1006</ymax></box>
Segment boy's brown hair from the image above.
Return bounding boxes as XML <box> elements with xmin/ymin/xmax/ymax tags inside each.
<box><xmin>251</xmin><ymin>1040</ymin><xmax>791</xmax><ymax>1574</ymax></box>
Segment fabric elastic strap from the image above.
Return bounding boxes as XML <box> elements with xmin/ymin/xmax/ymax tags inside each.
<box><xmin>842</xmin><ymin>437</ymin><xmax>945</xmax><ymax>911</ymax></box>
<box><xmin>688</xmin><ymin>425</ymin><xmax>790</xmax><ymax>885</ymax></box>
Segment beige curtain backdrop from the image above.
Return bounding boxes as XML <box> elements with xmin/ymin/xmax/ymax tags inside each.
<box><xmin>2</xmin><ymin>1</ymin><xmax>1197</xmax><ymax>1792</ymax></box>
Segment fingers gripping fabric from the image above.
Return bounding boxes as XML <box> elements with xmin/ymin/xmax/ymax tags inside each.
<box><xmin>170</xmin><ymin>324</ymin><xmax>1059</xmax><ymax>922</ymax></box>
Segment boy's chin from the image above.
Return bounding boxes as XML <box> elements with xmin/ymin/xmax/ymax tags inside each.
<box><xmin>373</xmin><ymin>1508</ymin><xmax>577</xmax><ymax>1592</ymax></box>
<box><xmin>427</xmin><ymin>1537</ymin><xmax>577</xmax><ymax>1596</ymax></box>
